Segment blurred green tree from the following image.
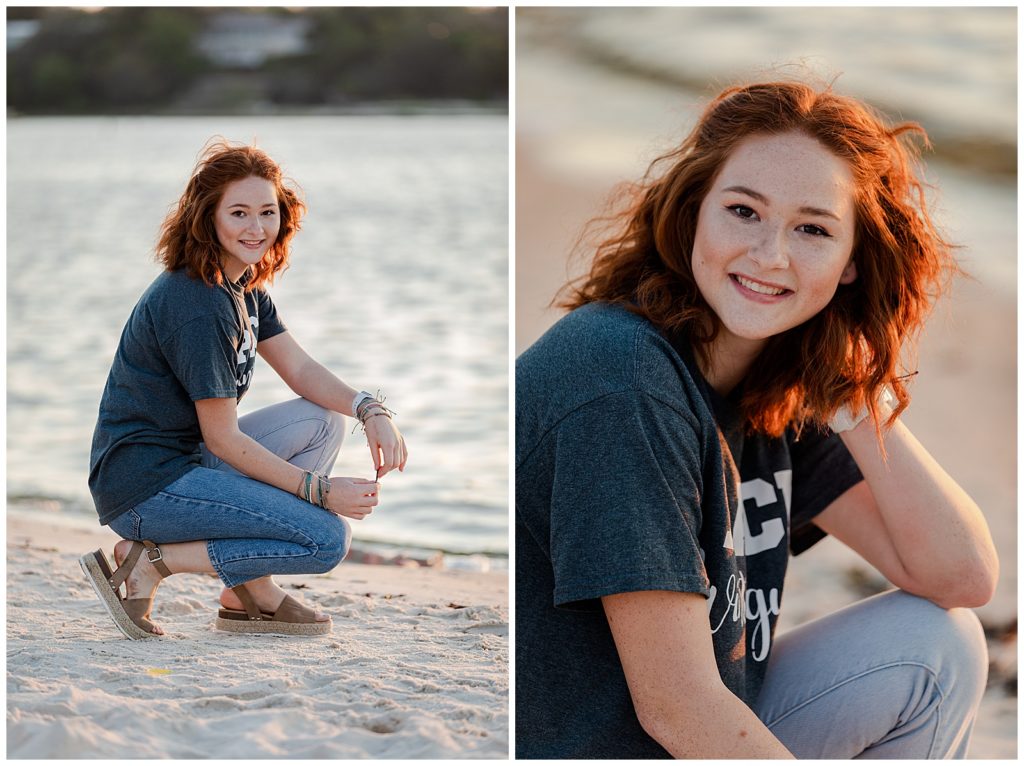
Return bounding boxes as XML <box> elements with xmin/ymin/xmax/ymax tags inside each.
<box><xmin>7</xmin><ymin>6</ymin><xmax>507</xmax><ymax>114</ymax></box>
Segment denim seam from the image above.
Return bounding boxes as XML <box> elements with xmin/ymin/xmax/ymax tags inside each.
<box><xmin>154</xmin><ymin>490</ymin><xmax>318</xmax><ymax>547</ymax></box>
<box><xmin>206</xmin><ymin>539</ymin><xmax>234</xmax><ymax>586</ymax></box>
<box><xmin>764</xmin><ymin>659</ymin><xmax>947</xmax><ymax>757</ymax></box>
<box><xmin>243</xmin><ymin>416</ymin><xmax>332</xmax><ymax>452</ymax></box>
<box><xmin>248</xmin><ymin>415</ymin><xmax>336</xmax><ymax>473</ymax></box>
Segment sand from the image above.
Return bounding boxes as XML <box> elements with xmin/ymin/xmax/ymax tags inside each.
<box><xmin>6</xmin><ymin>513</ymin><xmax>508</xmax><ymax>759</ymax></box>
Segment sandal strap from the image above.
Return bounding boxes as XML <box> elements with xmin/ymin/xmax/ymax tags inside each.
<box><xmin>231</xmin><ymin>584</ymin><xmax>264</xmax><ymax>621</ymax></box>
<box><xmin>273</xmin><ymin>595</ymin><xmax>319</xmax><ymax>624</ymax></box>
<box><xmin>109</xmin><ymin>540</ymin><xmax>172</xmax><ymax>589</ymax></box>
<box><xmin>109</xmin><ymin>541</ymin><xmax>145</xmax><ymax>590</ymax></box>
<box><xmin>124</xmin><ymin>597</ymin><xmax>157</xmax><ymax>629</ymax></box>
<box><xmin>142</xmin><ymin>540</ymin><xmax>173</xmax><ymax>579</ymax></box>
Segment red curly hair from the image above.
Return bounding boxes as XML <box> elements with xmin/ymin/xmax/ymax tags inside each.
<box><xmin>563</xmin><ymin>81</ymin><xmax>958</xmax><ymax>437</ymax></box>
<box><xmin>156</xmin><ymin>139</ymin><xmax>306</xmax><ymax>292</ymax></box>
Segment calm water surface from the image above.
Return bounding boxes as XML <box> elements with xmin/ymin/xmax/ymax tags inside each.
<box><xmin>8</xmin><ymin>114</ymin><xmax>508</xmax><ymax>556</ymax></box>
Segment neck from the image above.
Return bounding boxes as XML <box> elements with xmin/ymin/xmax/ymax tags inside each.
<box><xmin>696</xmin><ymin>334</ymin><xmax>766</xmax><ymax>397</ymax></box>
<box><xmin>222</xmin><ymin>262</ymin><xmax>249</xmax><ymax>285</ymax></box>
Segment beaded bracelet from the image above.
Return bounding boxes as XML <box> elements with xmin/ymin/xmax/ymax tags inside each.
<box><xmin>296</xmin><ymin>470</ymin><xmax>332</xmax><ymax>510</ymax></box>
<box><xmin>352</xmin><ymin>390</ymin><xmax>396</xmax><ymax>434</ymax></box>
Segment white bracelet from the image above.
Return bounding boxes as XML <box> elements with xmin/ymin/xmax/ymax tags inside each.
<box><xmin>828</xmin><ymin>387</ymin><xmax>895</xmax><ymax>433</ymax></box>
<box><xmin>352</xmin><ymin>390</ymin><xmax>373</xmax><ymax>418</ymax></box>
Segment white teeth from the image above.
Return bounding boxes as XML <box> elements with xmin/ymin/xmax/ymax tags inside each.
<box><xmin>735</xmin><ymin>275</ymin><xmax>786</xmax><ymax>296</ymax></box>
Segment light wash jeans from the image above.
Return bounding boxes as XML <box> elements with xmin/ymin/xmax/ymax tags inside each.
<box><xmin>107</xmin><ymin>398</ymin><xmax>351</xmax><ymax>588</ymax></box>
<box><xmin>754</xmin><ymin>589</ymin><xmax>989</xmax><ymax>758</ymax></box>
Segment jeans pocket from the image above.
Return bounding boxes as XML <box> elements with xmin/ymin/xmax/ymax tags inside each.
<box><xmin>112</xmin><ymin>508</ymin><xmax>144</xmax><ymax>541</ymax></box>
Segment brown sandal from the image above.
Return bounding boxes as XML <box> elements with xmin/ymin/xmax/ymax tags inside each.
<box><xmin>215</xmin><ymin>584</ymin><xmax>331</xmax><ymax>636</ymax></box>
<box><xmin>79</xmin><ymin>540</ymin><xmax>172</xmax><ymax>640</ymax></box>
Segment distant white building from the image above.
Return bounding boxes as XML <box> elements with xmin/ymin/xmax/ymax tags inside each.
<box><xmin>198</xmin><ymin>12</ymin><xmax>311</xmax><ymax>69</ymax></box>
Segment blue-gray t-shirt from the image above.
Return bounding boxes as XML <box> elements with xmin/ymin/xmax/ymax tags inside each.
<box><xmin>88</xmin><ymin>268</ymin><xmax>287</xmax><ymax>526</ymax></box>
<box><xmin>515</xmin><ymin>303</ymin><xmax>863</xmax><ymax>759</ymax></box>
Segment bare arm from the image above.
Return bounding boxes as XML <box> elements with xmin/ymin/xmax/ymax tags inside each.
<box><xmin>602</xmin><ymin>590</ymin><xmax>795</xmax><ymax>759</ymax></box>
<box><xmin>815</xmin><ymin>417</ymin><xmax>998</xmax><ymax>609</ymax></box>
<box><xmin>258</xmin><ymin>331</ymin><xmax>407</xmax><ymax>476</ymax></box>
<box><xmin>195</xmin><ymin>397</ymin><xmax>379</xmax><ymax>520</ymax></box>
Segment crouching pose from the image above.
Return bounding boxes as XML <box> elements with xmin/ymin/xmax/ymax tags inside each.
<box><xmin>83</xmin><ymin>140</ymin><xmax>408</xmax><ymax>638</ymax></box>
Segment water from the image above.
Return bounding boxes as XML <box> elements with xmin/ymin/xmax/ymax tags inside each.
<box><xmin>516</xmin><ymin>6</ymin><xmax>1016</xmax><ymax>304</ymax></box>
<box><xmin>7</xmin><ymin>114</ymin><xmax>509</xmax><ymax>557</ymax></box>
<box><xmin>521</xmin><ymin>6</ymin><xmax>1016</xmax><ymax>149</ymax></box>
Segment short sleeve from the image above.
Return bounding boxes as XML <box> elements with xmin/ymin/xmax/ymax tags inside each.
<box><xmin>158</xmin><ymin>314</ymin><xmax>240</xmax><ymax>401</ymax></box>
<box><xmin>548</xmin><ymin>392</ymin><xmax>712</xmax><ymax>610</ymax></box>
<box><xmin>254</xmin><ymin>289</ymin><xmax>287</xmax><ymax>342</ymax></box>
<box><xmin>787</xmin><ymin>425</ymin><xmax>864</xmax><ymax>554</ymax></box>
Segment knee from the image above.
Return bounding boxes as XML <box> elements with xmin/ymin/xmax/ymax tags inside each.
<box><xmin>292</xmin><ymin>398</ymin><xmax>346</xmax><ymax>440</ymax></box>
<box><xmin>891</xmin><ymin>591</ymin><xmax>989</xmax><ymax>698</ymax></box>
<box><xmin>324</xmin><ymin>408</ymin><xmax>346</xmax><ymax>445</ymax></box>
<box><xmin>309</xmin><ymin>518</ymin><xmax>351</xmax><ymax>573</ymax></box>
<box><xmin>942</xmin><ymin>606</ymin><xmax>989</xmax><ymax>695</ymax></box>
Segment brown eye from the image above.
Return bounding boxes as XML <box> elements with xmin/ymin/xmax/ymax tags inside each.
<box><xmin>797</xmin><ymin>224</ymin><xmax>831</xmax><ymax>237</ymax></box>
<box><xmin>727</xmin><ymin>204</ymin><xmax>758</xmax><ymax>220</ymax></box>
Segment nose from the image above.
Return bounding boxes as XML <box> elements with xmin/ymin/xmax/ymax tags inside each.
<box><xmin>244</xmin><ymin>216</ymin><xmax>264</xmax><ymax>236</ymax></box>
<box><xmin>748</xmin><ymin>226</ymin><xmax>789</xmax><ymax>270</ymax></box>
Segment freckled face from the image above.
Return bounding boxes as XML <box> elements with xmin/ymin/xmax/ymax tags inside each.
<box><xmin>691</xmin><ymin>131</ymin><xmax>858</xmax><ymax>362</ymax></box>
<box><xmin>214</xmin><ymin>176</ymin><xmax>281</xmax><ymax>282</ymax></box>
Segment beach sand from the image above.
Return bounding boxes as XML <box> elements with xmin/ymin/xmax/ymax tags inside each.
<box><xmin>6</xmin><ymin>513</ymin><xmax>508</xmax><ymax>759</ymax></box>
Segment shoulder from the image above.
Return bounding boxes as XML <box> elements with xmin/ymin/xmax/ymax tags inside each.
<box><xmin>143</xmin><ymin>269</ymin><xmax>229</xmax><ymax>312</ymax></box>
<box><xmin>517</xmin><ymin>303</ymin><xmax>711</xmax><ymax>455</ymax></box>
<box><xmin>138</xmin><ymin>269</ymin><xmax>234</xmax><ymax>338</ymax></box>
<box><xmin>518</xmin><ymin>303</ymin><xmax>696</xmax><ymax>401</ymax></box>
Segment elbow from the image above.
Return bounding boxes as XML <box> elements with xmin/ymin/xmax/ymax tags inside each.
<box><xmin>632</xmin><ymin>685</ymin><xmax>716</xmax><ymax>756</ymax></box>
<box><xmin>203</xmin><ymin>428</ymin><xmax>243</xmax><ymax>465</ymax></box>
<box><xmin>956</xmin><ymin>559</ymin><xmax>999</xmax><ymax>608</ymax></box>
<box><xmin>919</xmin><ymin>555</ymin><xmax>999</xmax><ymax>610</ymax></box>
<box><xmin>957</xmin><ymin>546</ymin><xmax>1000</xmax><ymax>608</ymax></box>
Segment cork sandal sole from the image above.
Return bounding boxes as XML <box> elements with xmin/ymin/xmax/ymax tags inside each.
<box><xmin>79</xmin><ymin>550</ymin><xmax>155</xmax><ymax>641</ymax></box>
<box><xmin>214</xmin><ymin>587</ymin><xmax>332</xmax><ymax>636</ymax></box>
<box><xmin>214</xmin><ymin>612</ymin><xmax>332</xmax><ymax>636</ymax></box>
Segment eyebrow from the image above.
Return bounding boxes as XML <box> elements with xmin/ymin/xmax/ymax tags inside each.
<box><xmin>227</xmin><ymin>202</ymin><xmax>278</xmax><ymax>209</ymax></box>
<box><xmin>722</xmin><ymin>185</ymin><xmax>841</xmax><ymax>221</ymax></box>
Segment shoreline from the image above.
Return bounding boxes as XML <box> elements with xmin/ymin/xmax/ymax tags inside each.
<box><xmin>6</xmin><ymin>501</ymin><xmax>509</xmax><ymax>571</ymax></box>
<box><xmin>7</xmin><ymin>513</ymin><xmax>509</xmax><ymax>759</ymax></box>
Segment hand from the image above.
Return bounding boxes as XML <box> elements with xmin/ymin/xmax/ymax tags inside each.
<box><xmin>326</xmin><ymin>477</ymin><xmax>380</xmax><ymax>520</ymax></box>
<box><xmin>364</xmin><ymin>415</ymin><xmax>408</xmax><ymax>478</ymax></box>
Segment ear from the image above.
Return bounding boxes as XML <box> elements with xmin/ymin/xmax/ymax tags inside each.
<box><xmin>838</xmin><ymin>259</ymin><xmax>857</xmax><ymax>285</ymax></box>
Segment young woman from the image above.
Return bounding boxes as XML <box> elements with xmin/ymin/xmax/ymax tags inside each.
<box><xmin>515</xmin><ymin>82</ymin><xmax>998</xmax><ymax>758</ymax></box>
<box><xmin>82</xmin><ymin>141</ymin><xmax>408</xmax><ymax>639</ymax></box>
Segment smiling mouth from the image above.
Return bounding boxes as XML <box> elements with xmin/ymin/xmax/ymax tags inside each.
<box><xmin>731</xmin><ymin>274</ymin><xmax>791</xmax><ymax>296</ymax></box>
<box><xmin>240</xmin><ymin>240</ymin><xmax>265</xmax><ymax>248</ymax></box>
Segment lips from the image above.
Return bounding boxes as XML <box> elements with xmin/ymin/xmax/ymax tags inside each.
<box><xmin>731</xmin><ymin>274</ymin><xmax>791</xmax><ymax>296</ymax></box>
<box><xmin>239</xmin><ymin>239</ymin><xmax>265</xmax><ymax>249</ymax></box>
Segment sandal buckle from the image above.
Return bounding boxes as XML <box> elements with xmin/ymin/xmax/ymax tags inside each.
<box><xmin>146</xmin><ymin>546</ymin><xmax>164</xmax><ymax>564</ymax></box>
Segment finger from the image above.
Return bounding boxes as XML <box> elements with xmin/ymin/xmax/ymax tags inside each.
<box><xmin>368</xmin><ymin>442</ymin><xmax>381</xmax><ymax>471</ymax></box>
<box><xmin>400</xmin><ymin>437</ymin><xmax>408</xmax><ymax>471</ymax></box>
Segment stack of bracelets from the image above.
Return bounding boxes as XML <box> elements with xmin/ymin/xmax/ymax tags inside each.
<box><xmin>352</xmin><ymin>390</ymin><xmax>395</xmax><ymax>432</ymax></box>
<box><xmin>296</xmin><ymin>392</ymin><xmax>394</xmax><ymax>510</ymax></box>
<box><xmin>296</xmin><ymin>470</ymin><xmax>332</xmax><ymax>509</ymax></box>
